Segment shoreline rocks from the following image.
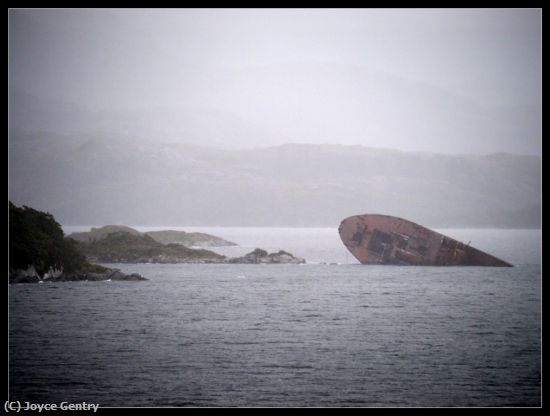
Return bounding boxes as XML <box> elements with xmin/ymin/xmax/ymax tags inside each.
<box><xmin>9</xmin><ymin>267</ymin><xmax>147</xmax><ymax>284</ymax></box>
<box><xmin>85</xmin><ymin>254</ymin><xmax>226</xmax><ymax>264</ymax></box>
<box><xmin>9</xmin><ymin>247</ymin><xmax>306</xmax><ymax>284</ymax></box>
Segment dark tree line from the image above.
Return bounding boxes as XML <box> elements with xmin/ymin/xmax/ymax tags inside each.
<box><xmin>9</xmin><ymin>201</ymin><xmax>89</xmax><ymax>275</ymax></box>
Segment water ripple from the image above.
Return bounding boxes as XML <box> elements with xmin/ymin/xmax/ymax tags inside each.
<box><xmin>9</xmin><ymin>262</ymin><xmax>541</xmax><ymax>407</ymax></box>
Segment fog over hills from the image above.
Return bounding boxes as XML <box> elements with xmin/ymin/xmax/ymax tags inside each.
<box><xmin>8</xmin><ymin>66</ymin><xmax>541</xmax><ymax>228</ymax></box>
<box><xmin>9</xmin><ymin>128</ymin><xmax>540</xmax><ymax>228</ymax></box>
<box><xmin>8</xmin><ymin>10</ymin><xmax>541</xmax><ymax>228</ymax></box>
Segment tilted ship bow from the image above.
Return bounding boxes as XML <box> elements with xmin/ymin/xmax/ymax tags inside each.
<box><xmin>339</xmin><ymin>214</ymin><xmax>512</xmax><ymax>267</ymax></box>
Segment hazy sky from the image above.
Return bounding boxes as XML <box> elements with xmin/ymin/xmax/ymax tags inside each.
<box><xmin>8</xmin><ymin>8</ymin><xmax>542</xmax><ymax>154</ymax></box>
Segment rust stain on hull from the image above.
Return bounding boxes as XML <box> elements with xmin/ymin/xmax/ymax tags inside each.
<box><xmin>339</xmin><ymin>214</ymin><xmax>513</xmax><ymax>267</ymax></box>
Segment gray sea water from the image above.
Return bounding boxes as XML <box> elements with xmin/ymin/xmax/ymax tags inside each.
<box><xmin>9</xmin><ymin>227</ymin><xmax>541</xmax><ymax>407</ymax></box>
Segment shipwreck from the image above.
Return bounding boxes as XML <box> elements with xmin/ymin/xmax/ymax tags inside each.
<box><xmin>339</xmin><ymin>214</ymin><xmax>512</xmax><ymax>267</ymax></box>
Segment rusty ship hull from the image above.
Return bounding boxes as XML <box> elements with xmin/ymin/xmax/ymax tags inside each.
<box><xmin>339</xmin><ymin>214</ymin><xmax>512</xmax><ymax>267</ymax></box>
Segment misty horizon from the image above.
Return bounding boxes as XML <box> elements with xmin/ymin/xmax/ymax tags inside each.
<box><xmin>8</xmin><ymin>8</ymin><xmax>541</xmax><ymax>228</ymax></box>
<box><xmin>9</xmin><ymin>8</ymin><xmax>541</xmax><ymax>155</ymax></box>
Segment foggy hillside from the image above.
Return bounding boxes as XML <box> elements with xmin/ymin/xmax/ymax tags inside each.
<box><xmin>9</xmin><ymin>130</ymin><xmax>540</xmax><ymax>228</ymax></box>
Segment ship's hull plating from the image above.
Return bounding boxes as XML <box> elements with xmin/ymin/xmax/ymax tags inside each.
<box><xmin>339</xmin><ymin>214</ymin><xmax>512</xmax><ymax>267</ymax></box>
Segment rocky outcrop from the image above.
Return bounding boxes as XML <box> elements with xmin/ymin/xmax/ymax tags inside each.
<box><xmin>228</xmin><ymin>248</ymin><xmax>305</xmax><ymax>264</ymax></box>
<box><xmin>53</xmin><ymin>269</ymin><xmax>147</xmax><ymax>282</ymax></box>
<box><xmin>9</xmin><ymin>266</ymin><xmax>147</xmax><ymax>284</ymax></box>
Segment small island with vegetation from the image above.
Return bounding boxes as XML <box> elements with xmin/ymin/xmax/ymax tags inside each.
<box><xmin>9</xmin><ymin>202</ymin><xmax>306</xmax><ymax>283</ymax></box>
<box><xmin>74</xmin><ymin>231</ymin><xmax>226</xmax><ymax>263</ymax></box>
<box><xmin>67</xmin><ymin>224</ymin><xmax>304</xmax><ymax>264</ymax></box>
<box><xmin>68</xmin><ymin>226</ymin><xmax>237</xmax><ymax>248</ymax></box>
<box><xmin>73</xmin><ymin>232</ymin><xmax>305</xmax><ymax>265</ymax></box>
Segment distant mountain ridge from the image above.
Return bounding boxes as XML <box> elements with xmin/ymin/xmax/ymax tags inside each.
<box><xmin>9</xmin><ymin>135</ymin><xmax>541</xmax><ymax>228</ymax></box>
<box><xmin>8</xmin><ymin>63</ymin><xmax>540</xmax><ymax>228</ymax></box>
